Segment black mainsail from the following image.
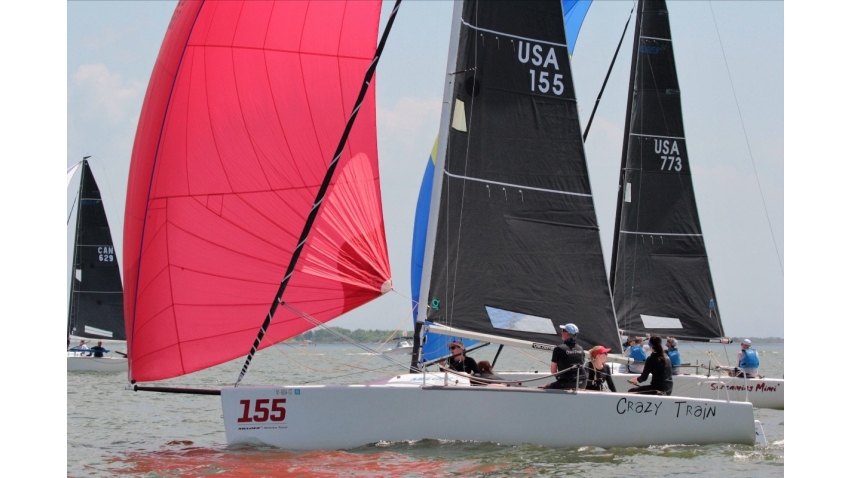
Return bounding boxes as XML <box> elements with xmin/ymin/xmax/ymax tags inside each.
<box><xmin>609</xmin><ymin>0</ymin><xmax>724</xmax><ymax>341</ymax></box>
<box><xmin>68</xmin><ymin>159</ymin><xmax>126</xmax><ymax>341</ymax></box>
<box><xmin>418</xmin><ymin>0</ymin><xmax>622</xmax><ymax>352</ymax></box>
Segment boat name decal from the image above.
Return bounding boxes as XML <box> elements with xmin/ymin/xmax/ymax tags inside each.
<box><xmin>616</xmin><ymin>397</ymin><xmax>662</xmax><ymax>416</ymax></box>
<box><xmin>709</xmin><ymin>381</ymin><xmax>780</xmax><ymax>393</ymax></box>
<box><xmin>516</xmin><ymin>41</ymin><xmax>564</xmax><ymax>96</ymax></box>
<box><xmin>615</xmin><ymin>398</ymin><xmax>718</xmax><ymax>420</ymax></box>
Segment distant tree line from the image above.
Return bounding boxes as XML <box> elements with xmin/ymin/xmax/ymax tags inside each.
<box><xmin>292</xmin><ymin>327</ymin><xmax>414</xmax><ymax>344</ymax></box>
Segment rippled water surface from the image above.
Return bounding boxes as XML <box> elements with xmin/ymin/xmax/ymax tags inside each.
<box><xmin>68</xmin><ymin>342</ymin><xmax>784</xmax><ymax>476</ymax></box>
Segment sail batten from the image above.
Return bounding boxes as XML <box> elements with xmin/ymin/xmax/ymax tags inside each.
<box><xmin>125</xmin><ymin>0</ymin><xmax>388</xmax><ymax>382</ymax></box>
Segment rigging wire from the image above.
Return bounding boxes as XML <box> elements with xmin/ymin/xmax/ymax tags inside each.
<box><xmin>707</xmin><ymin>1</ymin><xmax>784</xmax><ymax>275</ymax></box>
<box><xmin>581</xmin><ymin>1</ymin><xmax>636</xmax><ymax>141</ymax></box>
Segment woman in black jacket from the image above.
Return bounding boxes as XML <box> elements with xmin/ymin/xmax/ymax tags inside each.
<box><xmin>627</xmin><ymin>336</ymin><xmax>673</xmax><ymax>395</ymax></box>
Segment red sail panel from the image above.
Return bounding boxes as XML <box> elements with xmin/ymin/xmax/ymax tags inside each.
<box><xmin>124</xmin><ymin>0</ymin><xmax>388</xmax><ymax>382</ymax></box>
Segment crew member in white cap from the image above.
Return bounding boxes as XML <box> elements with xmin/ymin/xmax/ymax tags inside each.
<box><xmin>735</xmin><ymin>339</ymin><xmax>760</xmax><ymax>378</ymax></box>
<box><xmin>542</xmin><ymin>323</ymin><xmax>586</xmax><ymax>390</ymax></box>
<box><xmin>665</xmin><ymin>337</ymin><xmax>681</xmax><ymax>375</ymax></box>
<box><xmin>439</xmin><ymin>340</ymin><xmax>480</xmax><ymax>375</ymax></box>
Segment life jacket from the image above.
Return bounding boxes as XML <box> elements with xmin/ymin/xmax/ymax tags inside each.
<box><xmin>738</xmin><ymin>349</ymin><xmax>759</xmax><ymax>368</ymax></box>
<box><xmin>629</xmin><ymin>344</ymin><xmax>647</xmax><ymax>362</ymax></box>
<box><xmin>666</xmin><ymin>349</ymin><xmax>681</xmax><ymax>367</ymax></box>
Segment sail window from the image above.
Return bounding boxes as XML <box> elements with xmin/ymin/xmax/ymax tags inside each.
<box><xmin>639</xmin><ymin>314</ymin><xmax>683</xmax><ymax>329</ymax></box>
<box><xmin>84</xmin><ymin>325</ymin><xmax>115</xmax><ymax>338</ymax></box>
<box><xmin>452</xmin><ymin>99</ymin><xmax>468</xmax><ymax>132</ymax></box>
<box><xmin>625</xmin><ymin>182</ymin><xmax>632</xmax><ymax>203</ymax></box>
<box><xmin>485</xmin><ymin>306</ymin><xmax>558</xmax><ymax>334</ymax></box>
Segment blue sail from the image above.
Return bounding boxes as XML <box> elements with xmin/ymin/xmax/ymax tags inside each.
<box><xmin>563</xmin><ymin>0</ymin><xmax>593</xmax><ymax>56</ymax></box>
<box><xmin>410</xmin><ymin>138</ymin><xmax>475</xmax><ymax>362</ymax></box>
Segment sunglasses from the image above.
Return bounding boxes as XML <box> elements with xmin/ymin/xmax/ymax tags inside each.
<box><xmin>449</xmin><ymin>346</ymin><xmax>460</xmax><ymax>350</ymax></box>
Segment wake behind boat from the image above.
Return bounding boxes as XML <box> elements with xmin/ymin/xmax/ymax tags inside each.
<box><xmin>124</xmin><ymin>0</ymin><xmax>765</xmax><ymax>450</ymax></box>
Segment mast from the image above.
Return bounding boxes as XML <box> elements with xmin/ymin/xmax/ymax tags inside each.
<box><xmin>609</xmin><ymin>0</ymin><xmax>643</xmax><ymax>293</ymax></box>
<box><xmin>67</xmin><ymin>157</ymin><xmax>90</xmax><ymax>339</ymax></box>
<box><xmin>411</xmin><ymin>0</ymin><xmax>465</xmax><ymax>372</ymax></box>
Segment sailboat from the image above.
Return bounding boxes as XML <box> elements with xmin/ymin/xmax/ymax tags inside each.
<box><xmin>602</xmin><ymin>0</ymin><xmax>783</xmax><ymax>409</ymax></box>
<box><xmin>67</xmin><ymin>158</ymin><xmax>128</xmax><ymax>372</ymax></box>
<box><xmin>382</xmin><ymin>335</ymin><xmax>414</xmax><ymax>355</ymax></box>
<box><xmin>124</xmin><ymin>0</ymin><xmax>762</xmax><ymax>450</ymax></box>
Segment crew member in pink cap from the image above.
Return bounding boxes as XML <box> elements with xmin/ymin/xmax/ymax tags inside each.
<box><xmin>584</xmin><ymin>345</ymin><xmax>616</xmax><ymax>392</ymax></box>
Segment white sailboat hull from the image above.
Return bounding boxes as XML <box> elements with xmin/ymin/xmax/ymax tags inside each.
<box><xmin>221</xmin><ymin>376</ymin><xmax>756</xmax><ymax>450</ymax></box>
<box><xmin>497</xmin><ymin>368</ymin><xmax>784</xmax><ymax>410</ymax></box>
<box><xmin>608</xmin><ymin>368</ymin><xmax>784</xmax><ymax>410</ymax></box>
<box><xmin>67</xmin><ymin>353</ymin><xmax>127</xmax><ymax>372</ymax></box>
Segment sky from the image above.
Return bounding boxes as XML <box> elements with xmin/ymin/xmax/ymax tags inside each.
<box><xmin>60</xmin><ymin>0</ymin><xmax>785</xmax><ymax>340</ymax></box>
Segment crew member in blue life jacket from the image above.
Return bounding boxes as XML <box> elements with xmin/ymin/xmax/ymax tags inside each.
<box><xmin>735</xmin><ymin>339</ymin><xmax>760</xmax><ymax>378</ymax></box>
<box><xmin>624</xmin><ymin>336</ymin><xmax>649</xmax><ymax>373</ymax></box>
<box><xmin>665</xmin><ymin>337</ymin><xmax>682</xmax><ymax>375</ymax></box>
<box><xmin>542</xmin><ymin>323</ymin><xmax>587</xmax><ymax>390</ymax></box>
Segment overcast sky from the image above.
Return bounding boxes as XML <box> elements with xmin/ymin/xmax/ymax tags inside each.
<box><xmin>58</xmin><ymin>0</ymin><xmax>787</xmax><ymax>338</ymax></box>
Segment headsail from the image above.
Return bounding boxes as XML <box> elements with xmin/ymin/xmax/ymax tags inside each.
<box><xmin>563</xmin><ymin>0</ymin><xmax>593</xmax><ymax>56</ymax></box>
<box><xmin>124</xmin><ymin>0</ymin><xmax>388</xmax><ymax>382</ymax></box>
<box><xmin>68</xmin><ymin>159</ymin><xmax>126</xmax><ymax>341</ymax></box>
<box><xmin>609</xmin><ymin>0</ymin><xmax>724</xmax><ymax>341</ymax></box>
<box><xmin>417</xmin><ymin>0</ymin><xmax>622</xmax><ymax>353</ymax></box>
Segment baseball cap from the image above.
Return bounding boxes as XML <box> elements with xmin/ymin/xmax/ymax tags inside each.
<box><xmin>590</xmin><ymin>346</ymin><xmax>611</xmax><ymax>358</ymax></box>
<box><xmin>742</xmin><ymin>339</ymin><xmax>752</xmax><ymax>345</ymax></box>
<box><xmin>448</xmin><ymin>340</ymin><xmax>464</xmax><ymax>350</ymax></box>
<box><xmin>560</xmin><ymin>323</ymin><xmax>579</xmax><ymax>335</ymax></box>
<box><xmin>666</xmin><ymin>338</ymin><xmax>678</xmax><ymax>347</ymax></box>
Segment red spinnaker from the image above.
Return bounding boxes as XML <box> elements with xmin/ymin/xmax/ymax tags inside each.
<box><xmin>124</xmin><ymin>0</ymin><xmax>389</xmax><ymax>382</ymax></box>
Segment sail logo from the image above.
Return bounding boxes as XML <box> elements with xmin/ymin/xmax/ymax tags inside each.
<box><xmin>639</xmin><ymin>44</ymin><xmax>664</xmax><ymax>55</ymax></box>
<box><xmin>517</xmin><ymin>41</ymin><xmax>564</xmax><ymax>96</ymax></box>
<box><xmin>654</xmin><ymin>139</ymin><xmax>682</xmax><ymax>171</ymax></box>
<box><xmin>98</xmin><ymin>246</ymin><xmax>115</xmax><ymax>262</ymax></box>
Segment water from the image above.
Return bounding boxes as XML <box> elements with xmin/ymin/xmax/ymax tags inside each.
<box><xmin>68</xmin><ymin>342</ymin><xmax>783</xmax><ymax>476</ymax></box>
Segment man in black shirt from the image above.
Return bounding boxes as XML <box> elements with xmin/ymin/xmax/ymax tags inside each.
<box><xmin>440</xmin><ymin>340</ymin><xmax>479</xmax><ymax>375</ymax></box>
<box><xmin>89</xmin><ymin>341</ymin><xmax>108</xmax><ymax>358</ymax></box>
<box><xmin>543</xmin><ymin>323</ymin><xmax>586</xmax><ymax>390</ymax></box>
